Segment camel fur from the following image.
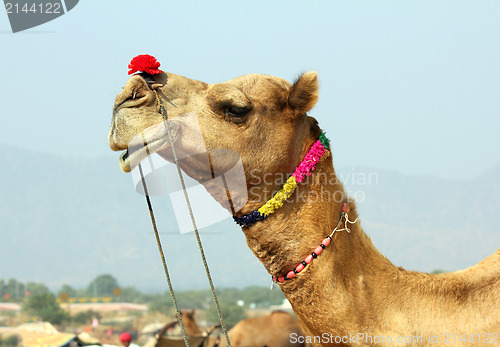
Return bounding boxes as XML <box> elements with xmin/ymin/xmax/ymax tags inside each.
<box><xmin>108</xmin><ymin>70</ymin><xmax>500</xmax><ymax>346</ymax></box>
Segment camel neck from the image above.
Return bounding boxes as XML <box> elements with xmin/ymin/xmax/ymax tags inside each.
<box><xmin>241</xmin><ymin>150</ymin><xmax>382</xmax><ymax>274</ymax></box>
<box><xmin>240</xmin><ymin>150</ymin><xmax>396</xmax><ymax>338</ymax></box>
<box><xmin>239</xmin><ymin>148</ymin><xmax>500</xmax><ymax>341</ymax></box>
<box><xmin>233</xmin><ymin>132</ymin><xmax>330</xmax><ymax>228</ymax></box>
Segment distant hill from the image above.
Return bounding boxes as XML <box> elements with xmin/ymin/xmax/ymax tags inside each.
<box><xmin>341</xmin><ymin>164</ymin><xmax>500</xmax><ymax>272</ymax></box>
<box><xmin>0</xmin><ymin>145</ymin><xmax>498</xmax><ymax>292</ymax></box>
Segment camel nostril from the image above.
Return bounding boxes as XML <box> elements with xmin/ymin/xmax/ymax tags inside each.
<box><xmin>130</xmin><ymin>88</ymin><xmax>146</xmax><ymax>100</ymax></box>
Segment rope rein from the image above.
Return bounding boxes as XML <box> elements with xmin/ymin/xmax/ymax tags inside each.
<box><xmin>142</xmin><ymin>90</ymin><xmax>232</xmax><ymax>346</ymax></box>
<box><xmin>138</xmin><ymin>163</ymin><xmax>191</xmax><ymax>347</ymax></box>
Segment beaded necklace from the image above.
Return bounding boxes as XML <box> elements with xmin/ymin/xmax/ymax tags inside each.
<box><xmin>271</xmin><ymin>202</ymin><xmax>357</xmax><ymax>284</ymax></box>
<box><xmin>233</xmin><ymin>132</ymin><xmax>330</xmax><ymax>227</ymax></box>
<box><xmin>231</xmin><ymin>131</ymin><xmax>358</xmax><ymax>284</ymax></box>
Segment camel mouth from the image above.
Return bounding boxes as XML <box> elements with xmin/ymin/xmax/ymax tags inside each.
<box><xmin>118</xmin><ymin>121</ymin><xmax>180</xmax><ymax>173</ymax></box>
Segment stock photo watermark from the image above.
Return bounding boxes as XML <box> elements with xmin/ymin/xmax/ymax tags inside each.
<box><xmin>125</xmin><ymin>112</ymin><xmax>379</xmax><ymax>234</ymax></box>
<box><xmin>248</xmin><ymin>169</ymin><xmax>378</xmax><ymax>205</ymax></box>
<box><xmin>290</xmin><ymin>332</ymin><xmax>499</xmax><ymax>345</ymax></box>
<box><xmin>3</xmin><ymin>0</ymin><xmax>79</xmax><ymax>33</ymax></box>
<box><xmin>128</xmin><ymin>112</ymin><xmax>248</xmax><ymax>234</ymax></box>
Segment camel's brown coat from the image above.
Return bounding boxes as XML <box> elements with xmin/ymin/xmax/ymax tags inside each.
<box><xmin>108</xmin><ymin>70</ymin><xmax>500</xmax><ymax>346</ymax></box>
<box><xmin>156</xmin><ymin>310</ymin><xmax>202</xmax><ymax>337</ymax></box>
<box><xmin>219</xmin><ymin>311</ymin><xmax>307</xmax><ymax>347</ymax></box>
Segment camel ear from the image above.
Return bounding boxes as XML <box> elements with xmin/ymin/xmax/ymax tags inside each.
<box><xmin>288</xmin><ymin>72</ymin><xmax>319</xmax><ymax>114</ymax></box>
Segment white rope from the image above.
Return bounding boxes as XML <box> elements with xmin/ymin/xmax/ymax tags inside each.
<box><xmin>329</xmin><ymin>211</ymin><xmax>358</xmax><ymax>237</ymax></box>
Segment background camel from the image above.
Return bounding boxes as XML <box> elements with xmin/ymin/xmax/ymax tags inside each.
<box><xmin>158</xmin><ymin>309</ymin><xmax>203</xmax><ymax>336</ymax></box>
<box><xmin>109</xmin><ymin>68</ymin><xmax>500</xmax><ymax>346</ymax></box>
<box><xmin>218</xmin><ymin>311</ymin><xmax>308</xmax><ymax>347</ymax></box>
<box><xmin>144</xmin><ymin>309</ymin><xmax>217</xmax><ymax>347</ymax></box>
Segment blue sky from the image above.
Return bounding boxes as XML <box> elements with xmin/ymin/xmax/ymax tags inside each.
<box><xmin>1</xmin><ymin>0</ymin><xmax>499</xmax><ymax>180</ymax></box>
<box><xmin>1</xmin><ymin>0</ymin><xmax>499</xmax><ymax>293</ymax></box>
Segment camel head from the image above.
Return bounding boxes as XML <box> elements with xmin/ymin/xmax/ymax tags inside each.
<box><xmin>108</xmin><ymin>67</ymin><xmax>321</xmax><ymax>214</ymax></box>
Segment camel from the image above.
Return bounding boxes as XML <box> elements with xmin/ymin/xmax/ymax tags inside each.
<box><xmin>158</xmin><ymin>310</ymin><xmax>203</xmax><ymax>336</ymax></box>
<box><xmin>218</xmin><ymin>311</ymin><xmax>308</xmax><ymax>347</ymax></box>
<box><xmin>146</xmin><ymin>309</ymin><xmax>218</xmax><ymax>347</ymax></box>
<box><xmin>108</xmin><ymin>65</ymin><xmax>500</xmax><ymax>346</ymax></box>
<box><xmin>177</xmin><ymin>309</ymin><xmax>202</xmax><ymax>336</ymax></box>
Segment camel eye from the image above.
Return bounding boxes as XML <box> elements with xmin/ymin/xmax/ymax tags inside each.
<box><xmin>226</xmin><ymin>106</ymin><xmax>251</xmax><ymax>117</ymax></box>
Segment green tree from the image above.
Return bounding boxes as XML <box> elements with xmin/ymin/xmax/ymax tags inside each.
<box><xmin>1</xmin><ymin>279</ymin><xmax>50</xmax><ymax>301</ymax></box>
<box><xmin>0</xmin><ymin>279</ymin><xmax>25</xmax><ymax>301</ymax></box>
<box><xmin>177</xmin><ymin>290</ymin><xmax>211</xmax><ymax>309</ymax></box>
<box><xmin>119</xmin><ymin>286</ymin><xmax>144</xmax><ymax>303</ymax></box>
<box><xmin>23</xmin><ymin>292</ymin><xmax>68</xmax><ymax>325</ymax></box>
<box><xmin>86</xmin><ymin>274</ymin><xmax>119</xmax><ymax>298</ymax></box>
<box><xmin>0</xmin><ymin>279</ymin><xmax>5</xmax><ymax>300</ymax></box>
<box><xmin>206</xmin><ymin>300</ymin><xmax>246</xmax><ymax>328</ymax></box>
<box><xmin>25</xmin><ymin>282</ymin><xmax>49</xmax><ymax>297</ymax></box>
<box><xmin>148</xmin><ymin>292</ymin><xmax>174</xmax><ymax>313</ymax></box>
<box><xmin>240</xmin><ymin>286</ymin><xmax>286</xmax><ymax>307</ymax></box>
<box><xmin>58</xmin><ymin>284</ymin><xmax>77</xmax><ymax>298</ymax></box>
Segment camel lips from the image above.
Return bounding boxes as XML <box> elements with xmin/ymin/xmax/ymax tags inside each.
<box><xmin>119</xmin><ymin>144</ymin><xmax>149</xmax><ymax>170</ymax></box>
<box><xmin>118</xmin><ymin>123</ymin><xmax>178</xmax><ymax>173</ymax></box>
<box><xmin>122</xmin><ymin>143</ymin><xmax>146</xmax><ymax>161</ymax></box>
<box><xmin>121</xmin><ymin>145</ymin><xmax>143</xmax><ymax>163</ymax></box>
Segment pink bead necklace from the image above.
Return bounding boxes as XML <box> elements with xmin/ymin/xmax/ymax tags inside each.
<box><xmin>272</xmin><ymin>202</ymin><xmax>358</xmax><ymax>284</ymax></box>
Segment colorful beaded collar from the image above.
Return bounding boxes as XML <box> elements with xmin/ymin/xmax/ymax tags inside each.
<box><xmin>233</xmin><ymin>132</ymin><xmax>330</xmax><ymax>228</ymax></box>
<box><xmin>272</xmin><ymin>202</ymin><xmax>357</xmax><ymax>284</ymax></box>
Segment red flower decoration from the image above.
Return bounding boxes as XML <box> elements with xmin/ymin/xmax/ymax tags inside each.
<box><xmin>128</xmin><ymin>54</ymin><xmax>162</xmax><ymax>75</ymax></box>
